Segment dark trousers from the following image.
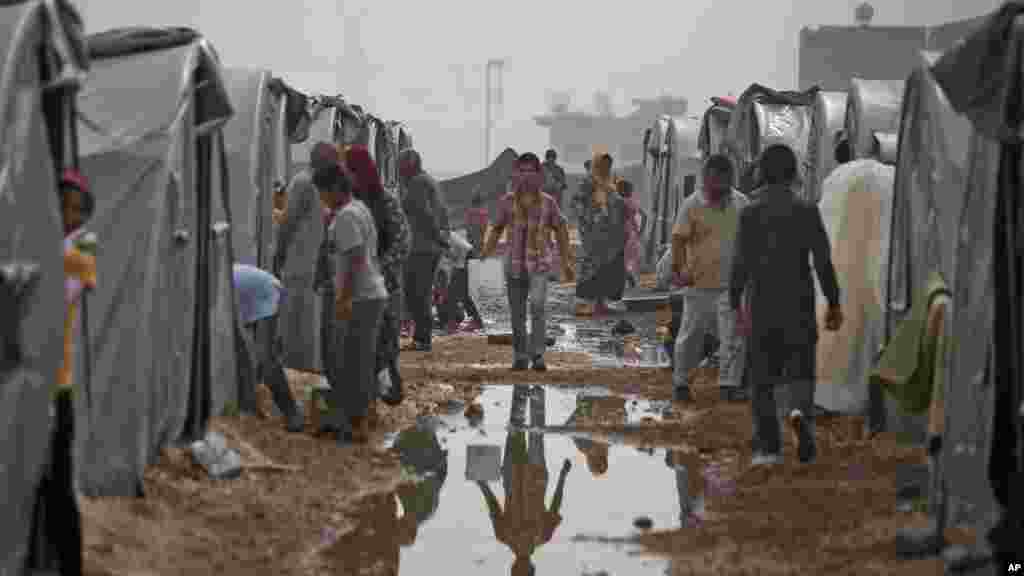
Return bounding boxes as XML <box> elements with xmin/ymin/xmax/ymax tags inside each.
<box><xmin>404</xmin><ymin>253</ymin><xmax>439</xmax><ymax>345</ymax></box>
<box><xmin>330</xmin><ymin>298</ymin><xmax>387</xmax><ymax>424</ymax></box>
<box><xmin>242</xmin><ymin>317</ymin><xmax>299</xmax><ymax>419</ymax></box>
<box><xmin>749</xmin><ymin>343</ymin><xmax>816</xmax><ymax>455</ymax></box>
<box><xmin>439</xmin><ymin>267</ymin><xmax>481</xmax><ymax>325</ymax></box>
<box><xmin>26</xmin><ymin>390</ymin><xmax>82</xmax><ymax>575</ymax></box>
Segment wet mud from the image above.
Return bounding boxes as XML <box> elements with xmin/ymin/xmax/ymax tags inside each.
<box><xmin>81</xmin><ymin>274</ymin><xmax>970</xmax><ymax>575</ymax></box>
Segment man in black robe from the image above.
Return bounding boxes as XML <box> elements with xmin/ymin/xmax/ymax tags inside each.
<box><xmin>729</xmin><ymin>144</ymin><xmax>843</xmax><ymax>466</ymax></box>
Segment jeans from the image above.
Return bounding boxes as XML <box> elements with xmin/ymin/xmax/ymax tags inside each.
<box><xmin>673</xmin><ymin>288</ymin><xmax>744</xmax><ymax>390</ymax></box>
<box><xmin>439</xmin><ymin>267</ymin><xmax>481</xmax><ymax>325</ymax></box>
<box><xmin>404</xmin><ymin>253</ymin><xmax>439</xmax><ymax>345</ymax></box>
<box><xmin>750</xmin><ymin>344</ymin><xmax>816</xmax><ymax>456</ymax></box>
<box><xmin>507</xmin><ymin>273</ymin><xmax>549</xmax><ymax>362</ymax></box>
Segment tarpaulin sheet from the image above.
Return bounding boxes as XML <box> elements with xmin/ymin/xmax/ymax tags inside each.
<box><xmin>440</xmin><ymin>148</ymin><xmax>517</xmax><ymax>225</ymax></box>
<box><xmin>0</xmin><ymin>3</ymin><xmax>79</xmax><ymax>570</ymax></box>
<box><xmin>929</xmin><ymin>8</ymin><xmax>1024</xmax><ymax>530</ymax></box>
<box><xmin>813</xmin><ymin>160</ymin><xmax>893</xmax><ymax>414</ymax></box>
<box><xmin>75</xmin><ymin>37</ymin><xmax>236</xmax><ymax>496</ymax></box>
<box><xmin>846</xmin><ymin>78</ymin><xmax>903</xmax><ymax>160</ymax></box>
<box><xmin>266</xmin><ymin>76</ymin><xmax>309</xmax><ymax>143</ymax></box>
<box><xmin>223</xmin><ymin>68</ymin><xmax>278</xmax><ymax>270</ymax></box>
<box><xmin>806</xmin><ymin>91</ymin><xmax>847</xmax><ymax>203</ymax></box>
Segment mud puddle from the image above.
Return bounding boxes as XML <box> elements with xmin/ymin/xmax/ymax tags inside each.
<box><xmin>323</xmin><ymin>385</ymin><xmax>728</xmax><ymax>574</ymax></box>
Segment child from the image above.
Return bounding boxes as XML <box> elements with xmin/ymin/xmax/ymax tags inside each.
<box><xmin>28</xmin><ymin>168</ymin><xmax>95</xmax><ymax>574</ymax></box>
<box><xmin>618</xmin><ymin>179</ymin><xmax>647</xmax><ymax>288</ymax></box>
<box><xmin>438</xmin><ymin>230</ymin><xmax>483</xmax><ymax>333</ymax></box>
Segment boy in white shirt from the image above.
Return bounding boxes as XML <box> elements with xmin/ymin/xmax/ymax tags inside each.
<box><xmin>438</xmin><ymin>230</ymin><xmax>483</xmax><ymax>333</ymax></box>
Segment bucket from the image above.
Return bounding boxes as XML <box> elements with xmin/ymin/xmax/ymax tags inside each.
<box><xmin>465</xmin><ymin>444</ymin><xmax>502</xmax><ymax>482</ymax></box>
<box><xmin>469</xmin><ymin>258</ymin><xmax>504</xmax><ymax>304</ymax></box>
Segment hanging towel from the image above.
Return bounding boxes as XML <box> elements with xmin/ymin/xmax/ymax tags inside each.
<box><xmin>871</xmin><ymin>271</ymin><xmax>951</xmax><ymax>415</ymax></box>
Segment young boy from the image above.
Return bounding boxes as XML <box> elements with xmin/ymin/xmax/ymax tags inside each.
<box><xmin>438</xmin><ymin>230</ymin><xmax>483</xmax><ymax>333</ymax></box>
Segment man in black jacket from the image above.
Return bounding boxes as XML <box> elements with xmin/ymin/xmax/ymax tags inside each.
<box><xmin>729</xmin><ymin>144</ymin><xmax>844</xmax><ymax>467</ymax></box>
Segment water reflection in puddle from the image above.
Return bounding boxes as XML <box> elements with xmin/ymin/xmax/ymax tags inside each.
<box><xmin>325</xmin><ymin>385</ymin><xmax>719</xmax><ymax>575</ymax></box>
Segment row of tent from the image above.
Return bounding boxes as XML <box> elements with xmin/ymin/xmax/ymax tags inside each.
<box><xmin>0</xmin><ymin>1</ymin><xmax>415</xmax><ymax>570</ymax></box>
<box><xmin>642</xmin><ymin>3</ymin><xmax>1023</xmax><ymax>552</ymax></box>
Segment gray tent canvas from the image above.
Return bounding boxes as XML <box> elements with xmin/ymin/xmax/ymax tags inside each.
<box><xmin>845</xmin><ymin>78</ymin><xmax>904</xmax><ymax>161</ymax></box>
<box><xmin>75</xmin><ymin>27</ymin><xmax>237</xmax><ymax>496</ymax></box>
<box><xmin>805</xmin><ymin>91</ymin><xmax>847</xmax><ymax>203</ymax></box>
<box><xmin>925</xmin><ymin>6</ymin><xmax>1024</xmax><ymax>541</ymax></box>
<box><xmin>0</xmin><ymin>0</ymin><xmax>87</xmax><ymax>571</ymax></box>
<box><xmin>440</xmin><ymin>148</ymin><xmax>517</xmax><ymax>226</ymax></box>
<box><xmin>643</xmin><ymin>115</ymin><xmax>700</xmax><ymax>265</ymax></box>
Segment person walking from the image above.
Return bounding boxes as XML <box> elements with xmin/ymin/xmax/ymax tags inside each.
<box><xmin>399</xmin><ymin>148</ymin><xmax>449</xmax><ymax>352</ymax></box>
<box><xmin>312</xmin><ymin>154</ymin><xmax>389</xmax><ymax>444</ymax></box>
<box><xmin>729</xmin><ymin>144</ymin><xmax>843</xmax><ymax>466</ymax></box>
<box><xmin>618</xmin><ymin>179</ymin><xmax>647</xmax><ymax>289</ymax></box>
<box><xmin>542</xmin><ymin>148</ymin><xmax>568</xmax><ymax>210</ymax></box>
<box><xmin>670</xmin><ymin>155</ymin><xmax>749</xmax><ymax>402</ymax></box>
<box><xmin>438</xmin><ymin>230</ymin><xmax>483</xmax><ymax>333</ymax></box>
<box><xmin>232</xmin><ymin>263</ymin><xmax>304</xmax><ymax>432</ymax></box>
<box><xmin>573</xmin><ymin>152</ymin><xmax>627</xmax><ymax>316</ymax></box>
<box><xmin>343</xmin><ymin>144</ymin><xmax>411</xmax><ymax>406</ymax></box>
<box><xmin>274</xmin><ymin>143</ymin><xmax>343</xmax><ymax>374</ymax></box>
<box><xmin>482</xmin><ymin>152</ymin><xmax>574</xmax><ymax>371</ymax></box>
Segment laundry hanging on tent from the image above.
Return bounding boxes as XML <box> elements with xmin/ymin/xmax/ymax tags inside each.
<box><xmin>871</xmin><ymin>271</ymin><xmax>951</xmax><ymax>415</ymax></box>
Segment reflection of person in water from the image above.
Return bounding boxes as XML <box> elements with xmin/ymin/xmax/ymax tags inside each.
<box><xmin>329</xmin><ymin>423</ymin><xmax>447</xmax><ymax>573</ymax></box>
<box><xmin>477</xmin><ymin>385</ymin><xmax>572</xmax><ymax>576</ymax></box>
<box><xmin>564</xmin><ymin>394</ymin><xmax>628</xmax><ymax>476</ymax></box>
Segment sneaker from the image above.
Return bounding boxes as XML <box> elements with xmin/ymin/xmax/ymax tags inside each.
<box><xmin>789</xmin><ymin>410</ymin><xmax>816</xmax><ymax>463</ymax></box>
<box><xmin>532</xmin><ymin>356</ymin><xmax>547</xmax><ymax>372</ymax></box>
<box><xmin>512</xmin><ymin>358</ymin><xmax>529</xmax><ymax>371</ymax></box>
<box><xmin>751</xmin><ymin>452</ymin><xmax>781</xmax><ymax>467</ymax></box>
<box><xmin>673</xmin><ymin>387</ymin><xmax>691</xmax><ymax>402</ymax></box>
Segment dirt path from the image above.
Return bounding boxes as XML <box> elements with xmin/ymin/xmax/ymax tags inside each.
<box><xmin>81</xmin><ymin>294</ymin><xmax>971</xmax><ymax>575</ymax></box>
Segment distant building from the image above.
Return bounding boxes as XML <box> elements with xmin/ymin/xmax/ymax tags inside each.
<box><xmin>534</xmin><ymin>95</ymin><xmax>688</xmax><ymax>167</ymax></box>
<box><xmin>797</xmin><ymin>14</ymin><xmax>989</xmax><ymax>92</ymax></box>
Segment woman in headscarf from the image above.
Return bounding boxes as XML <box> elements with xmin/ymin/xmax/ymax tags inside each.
<box><xmin>343</xmin><ymin>144</ymin><xmax>411</xmax><ymax>406</ymax></box>
<box><xmin>571</xmin><ymin>151</ymin><xmax>627</xmax><ymax>316</ymax></box>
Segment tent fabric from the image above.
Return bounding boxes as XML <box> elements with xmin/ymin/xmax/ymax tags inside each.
<box><xmin>0</xmin><ymin>2</ymin><xmax>86</xmax><ymax>570</ymax></box>
<box><xmin>813</xmin><ymin>159</ymin><xmax>893</xmax><ymax>414</ymax></box>
<box><xmin>266</xmin><ymin>76</ymin><xmax>309</xmax><ymax>143</ymax></box>
<box><xmin>871</xmin><ymin>132</ymin><xmax>898</xmax><ymax>164</ymax></box>
<box><xmin>222</xmin><ymin>68</ymin><xmax>280</xmax><ymax>270</ymax></box>
<box><xmin>643</xmin><ymin>115</ymin><xmax>699</xmax><ymax>266</ymax></box>
<box><xmin>698</xmin><ymin>100</ymin><xmax>734</xmax><ymax>159</ymax></box>
<box><xmin>891</xmin><ymin>49</ymin><xmax>989</xmax><ymax>528</ymax></box>
<box><xmin>74</xmin><ymin>35</ymin><xmax>237</xmax><ymax>497</ymax></box>
<box><xmin>439</xmin><ymin>148</ymin><xmax>517</xmax><ymax>226</ymax></box>
<box><xmin>291</xmin><ymin>102</ymin><xmax>336</xmax><ymax>169</ymax></box>
<box><xmin>86</xmin><ymin>26</ymin><xmax>199</xmax><ymax>62</ymax></box>
<box><xmin>726</xmin><ymin>83</ymin><xmax>819</xmax><ymax>166</ymax></box>
<box><xmin>805</xmin><ymin>91</ymin><xmax>848</xmax><ymax>203</ymax></box>
<box><xmin>845</xmin><ymin>78</ymin><xmax>904</xmax><ymax>160</ymax></box>
<box><xmin>928</xmin><ymin>8</ymin><xmax>1024</xmax><ymax>532</ymax></box>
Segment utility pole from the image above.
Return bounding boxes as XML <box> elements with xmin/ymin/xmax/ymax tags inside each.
<box><xmin>484</xmin><ymin>58</ymin><xmax>504</xmax><ymax>167</ymax></box>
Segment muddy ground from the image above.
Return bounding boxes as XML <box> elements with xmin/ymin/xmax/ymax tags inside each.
<box><xmin>80</xmin><ymin>276</ymin><xmax>974</xmax><ymax>576</ymax></box>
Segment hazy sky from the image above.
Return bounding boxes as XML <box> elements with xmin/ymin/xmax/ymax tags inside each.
<box><xmin>75</xmin><ymin>0</ymin><xmax>997</xmax><ymax>175</ymax></box>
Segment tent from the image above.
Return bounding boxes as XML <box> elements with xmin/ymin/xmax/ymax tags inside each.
<box><xmin>222</xmin><ymin>68</ymin><xmax>304</xmax><ymax>270</ymax></box>
<box><xmin>0</xmin><ymin>0</ymin><xmax>87</xmax><ymax>570</ymax></box>
<box><xmin>439</xmin><ymin>148</ymin><xmax>518</xmax><ymax>226</ymax></box>
<box><xmin>75</xmin><ymin>26</ymin><xmax>236</xmax><ymax>496</ymax></box>
<box><xmin>725</xmin><ymin>84</ymin><xmax>818</xmax><ymax>195</ymax></box>
<box><xmin>884</xmin><ymin>50</ymin><xmax>973</xmax><ymax>451</ymax></box>
<box><xmin>698</xmin><ymin>96</ymin><xmax>736</xmax><ymax>160</ymax></box>
<box><xmin>804</xmin><ymin>91</ymin><xmax>848</xmax><ymax>203</ymax></box>
<box><xmin>914</xmin><ymin>5</ymin><xmax>1024</xmax><ymax>544</ymax></box>
<box><xmin>845</xmin><ymin>78</ymin><xmax>904</xmax><ymax>160</ymax></box>
<box><xmin>642</xmin><ymin>115</ymin><xmax>700</xmax><ymax>266</ymax></box>
<box><xmin>813</xmin><ymin>160</ymin><xmax>894</xmax><ymax>414</ymax></box>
